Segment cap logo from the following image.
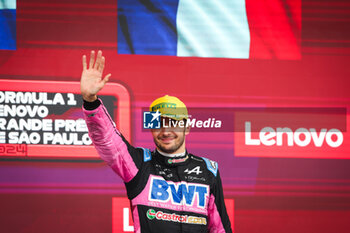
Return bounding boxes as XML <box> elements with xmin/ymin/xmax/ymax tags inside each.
<box><xmin>151</xmin><ymin>102</ymin><xmax>177</xmax><ymax>111</ymax></box>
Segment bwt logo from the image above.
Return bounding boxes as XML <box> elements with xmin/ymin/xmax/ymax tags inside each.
<box><xmin>245</xmin><ymin>121</ymin><xmax>343</xmax><ymax>148</ymax></box>
<box><xmin>149</xmin><ymin>177</ymin><xmax>209</xmax><ymax>209</ymax></box>
<box><xmin>143</xmin><ymin>110</ymin><xmax>161</xmax><ymax>129</ymax></box>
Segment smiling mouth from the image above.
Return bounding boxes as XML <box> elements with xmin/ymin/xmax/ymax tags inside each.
<box><xmin>160</xmin><ymin>137</ymin><xmax>175</xmax><ymax>143</ymax></box>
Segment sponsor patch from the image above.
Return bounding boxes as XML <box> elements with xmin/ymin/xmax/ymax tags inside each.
<box><xmin>202</xmin><ymin>157</ymin><xmax>218</xmax><ymax>177</ymax></box>
<box><xmin>168</xmin><ymin>155</ymin><xmax>188</xmax><ymax>164</ymax></box>
<box><xmin>146</xmin><ymin>209</ymin><xmax>207</xmax><ymax>225</ymax></box>
<box><xmin>149</xmin><ymin>176</ymin><xmax>209</xmax><ymax>209</ymax></box>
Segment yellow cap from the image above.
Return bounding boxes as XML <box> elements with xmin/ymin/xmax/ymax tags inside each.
<box><xmin>149</xmin><ymin>95</ymin><xmax>188</xmax><ymax>120</ymax></box>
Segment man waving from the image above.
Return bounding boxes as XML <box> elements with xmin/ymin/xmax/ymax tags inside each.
<box><xmin>81</xmin><ymin>50</ymin><xmax>232</xmax><ymax>233</ymax></box>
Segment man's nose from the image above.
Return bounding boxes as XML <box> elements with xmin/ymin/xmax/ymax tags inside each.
<box><xmin>161</xmin><ymin>123</ymin><xmax>174</xmax><ymax>133</ymax></box>
<box><xmin>161</xmin><ymin>126</ymin><xmax>172</xmax><ymax>133</ymax></box>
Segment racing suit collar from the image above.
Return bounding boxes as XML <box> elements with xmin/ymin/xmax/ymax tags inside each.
<box><xmin>154</xmin><ymin>150</ymin><xmax>190</xmax><ymax>167</ymax></box>
<box><xmin>156</xmin><ymin>149</ymin><xmax>186</xmax><ymax>158</ymax></box>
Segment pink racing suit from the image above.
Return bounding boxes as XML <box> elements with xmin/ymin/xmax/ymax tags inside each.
<box><xmin>83</xmin><ymin>99</ymin><xmax>232</xmax><ymax>233</ymax></box>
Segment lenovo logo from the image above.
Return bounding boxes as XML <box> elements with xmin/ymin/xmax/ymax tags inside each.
<box><xmin>244</xmin><ymin>121</ymin><xmax>343</xmax><ymax>148</ymax></box>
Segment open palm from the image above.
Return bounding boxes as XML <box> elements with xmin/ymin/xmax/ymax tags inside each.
<box><xmin>80</xmin><ymin>50</ymin><xmax>111</xmax><ymax>102</ymax></box>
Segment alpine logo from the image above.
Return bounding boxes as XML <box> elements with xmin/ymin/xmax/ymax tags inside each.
<box><xmin>146</xmin><ymin>208</ymin><xmax>207</xmax><ymax>225</ymax></box>
<box><xmin>184</xmin><ymin>166</ymin><xmax>202</xmax><ymax>175</ymax></box>
<box><xmin>149</xmin><ymin>176</ymin><xmax>209</xmax><ymax>209</ymax></box>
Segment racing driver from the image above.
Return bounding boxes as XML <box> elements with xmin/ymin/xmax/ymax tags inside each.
<box><xmin>81</xmin><ymin>50</ymin><xmax>232</xmax><ymax>233</ymax></box>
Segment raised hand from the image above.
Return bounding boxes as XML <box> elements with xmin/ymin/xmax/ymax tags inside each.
<box><xmin>80</xmin><ymin>50</ymin><xmax>111</xmax><ymax>102</ymax></box>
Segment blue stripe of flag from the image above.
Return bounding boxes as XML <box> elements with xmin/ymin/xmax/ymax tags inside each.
<box><xmin>0</xmin><ymin>9</ymin><xmax>16</xmax><ymax>50</ymax></box>
<box><xmin>118</xmin><ymin>0</ymin><xmax>179</xmax><ymax>55</ymax></box>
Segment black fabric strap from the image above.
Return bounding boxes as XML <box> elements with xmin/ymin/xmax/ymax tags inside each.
<box><xmin>83</xmin><ymin>98</ymin><xmax>101</xmax><ymax>110</ymax></box>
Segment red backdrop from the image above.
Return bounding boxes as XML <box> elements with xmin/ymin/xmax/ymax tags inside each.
<box><xmin>0</xmin><ymin>0</ymin><xmax>349</xmax><ymax>233</ymax></box>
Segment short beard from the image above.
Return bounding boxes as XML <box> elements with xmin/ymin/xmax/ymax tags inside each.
<box><xmin>154</xmin><ymin>132</ymin><xmax>185</xmax><ymax>154</ymax></box>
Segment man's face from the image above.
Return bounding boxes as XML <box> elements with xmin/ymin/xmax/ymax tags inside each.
<box><xmin>151</xmin><ymin>117</ymin><xmax>189</xmax><ymax>154</ymax></box>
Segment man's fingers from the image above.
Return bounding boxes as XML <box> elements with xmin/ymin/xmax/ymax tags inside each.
<box><xmin>94</xmin><ymin>50</ymin><xmax>102</xmax><ymax>70</ymax></box>
<box><xmin>89</xmin><ymin>50</ymin><xmax>95</xmax><ymax>69</ymax></box>
<box><xmin>102</xmin><ymin>73</ymin><xmax>111</xmax><ymax>84</ymax></box>
<box><xmin>98</xmin><ymin>56</ymin><xmax>105</xmax><ymax>73</ymax></box>
<box><xmin>82</xmin><ymin>55</ymin><xmax>87</xmax><ymax>70</ymax></box>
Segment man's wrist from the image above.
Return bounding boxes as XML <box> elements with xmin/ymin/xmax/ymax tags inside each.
<box><xmin>82</xmin><ymin>94</ymin><xmax>97</xmax><ymax>102</ymax></box>
<box><xmin>83</xmin><ymin>97</ymin><xmax>101</xmax><ymax>110</ymax></box>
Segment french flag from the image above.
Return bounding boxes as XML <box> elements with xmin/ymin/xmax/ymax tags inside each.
<box><xmin>117</xmin><ymin>0</ymin><xmax>301</xmax><ymax>59</ymax></box>
<box><xmin>0</xmin><ymin>0</ymin><xmax>16</xmax><ymax>50</ymax></box>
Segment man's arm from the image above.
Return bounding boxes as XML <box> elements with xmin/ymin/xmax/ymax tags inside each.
<box><xmin>81</xmin><ymin>51</ymin><xmax>143</xmax><ymax>182</ymax></box>
<box><xmin>208</xmin><ymin>170</ymin><xmax>233</xmax><ymax>233</ymax></box>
